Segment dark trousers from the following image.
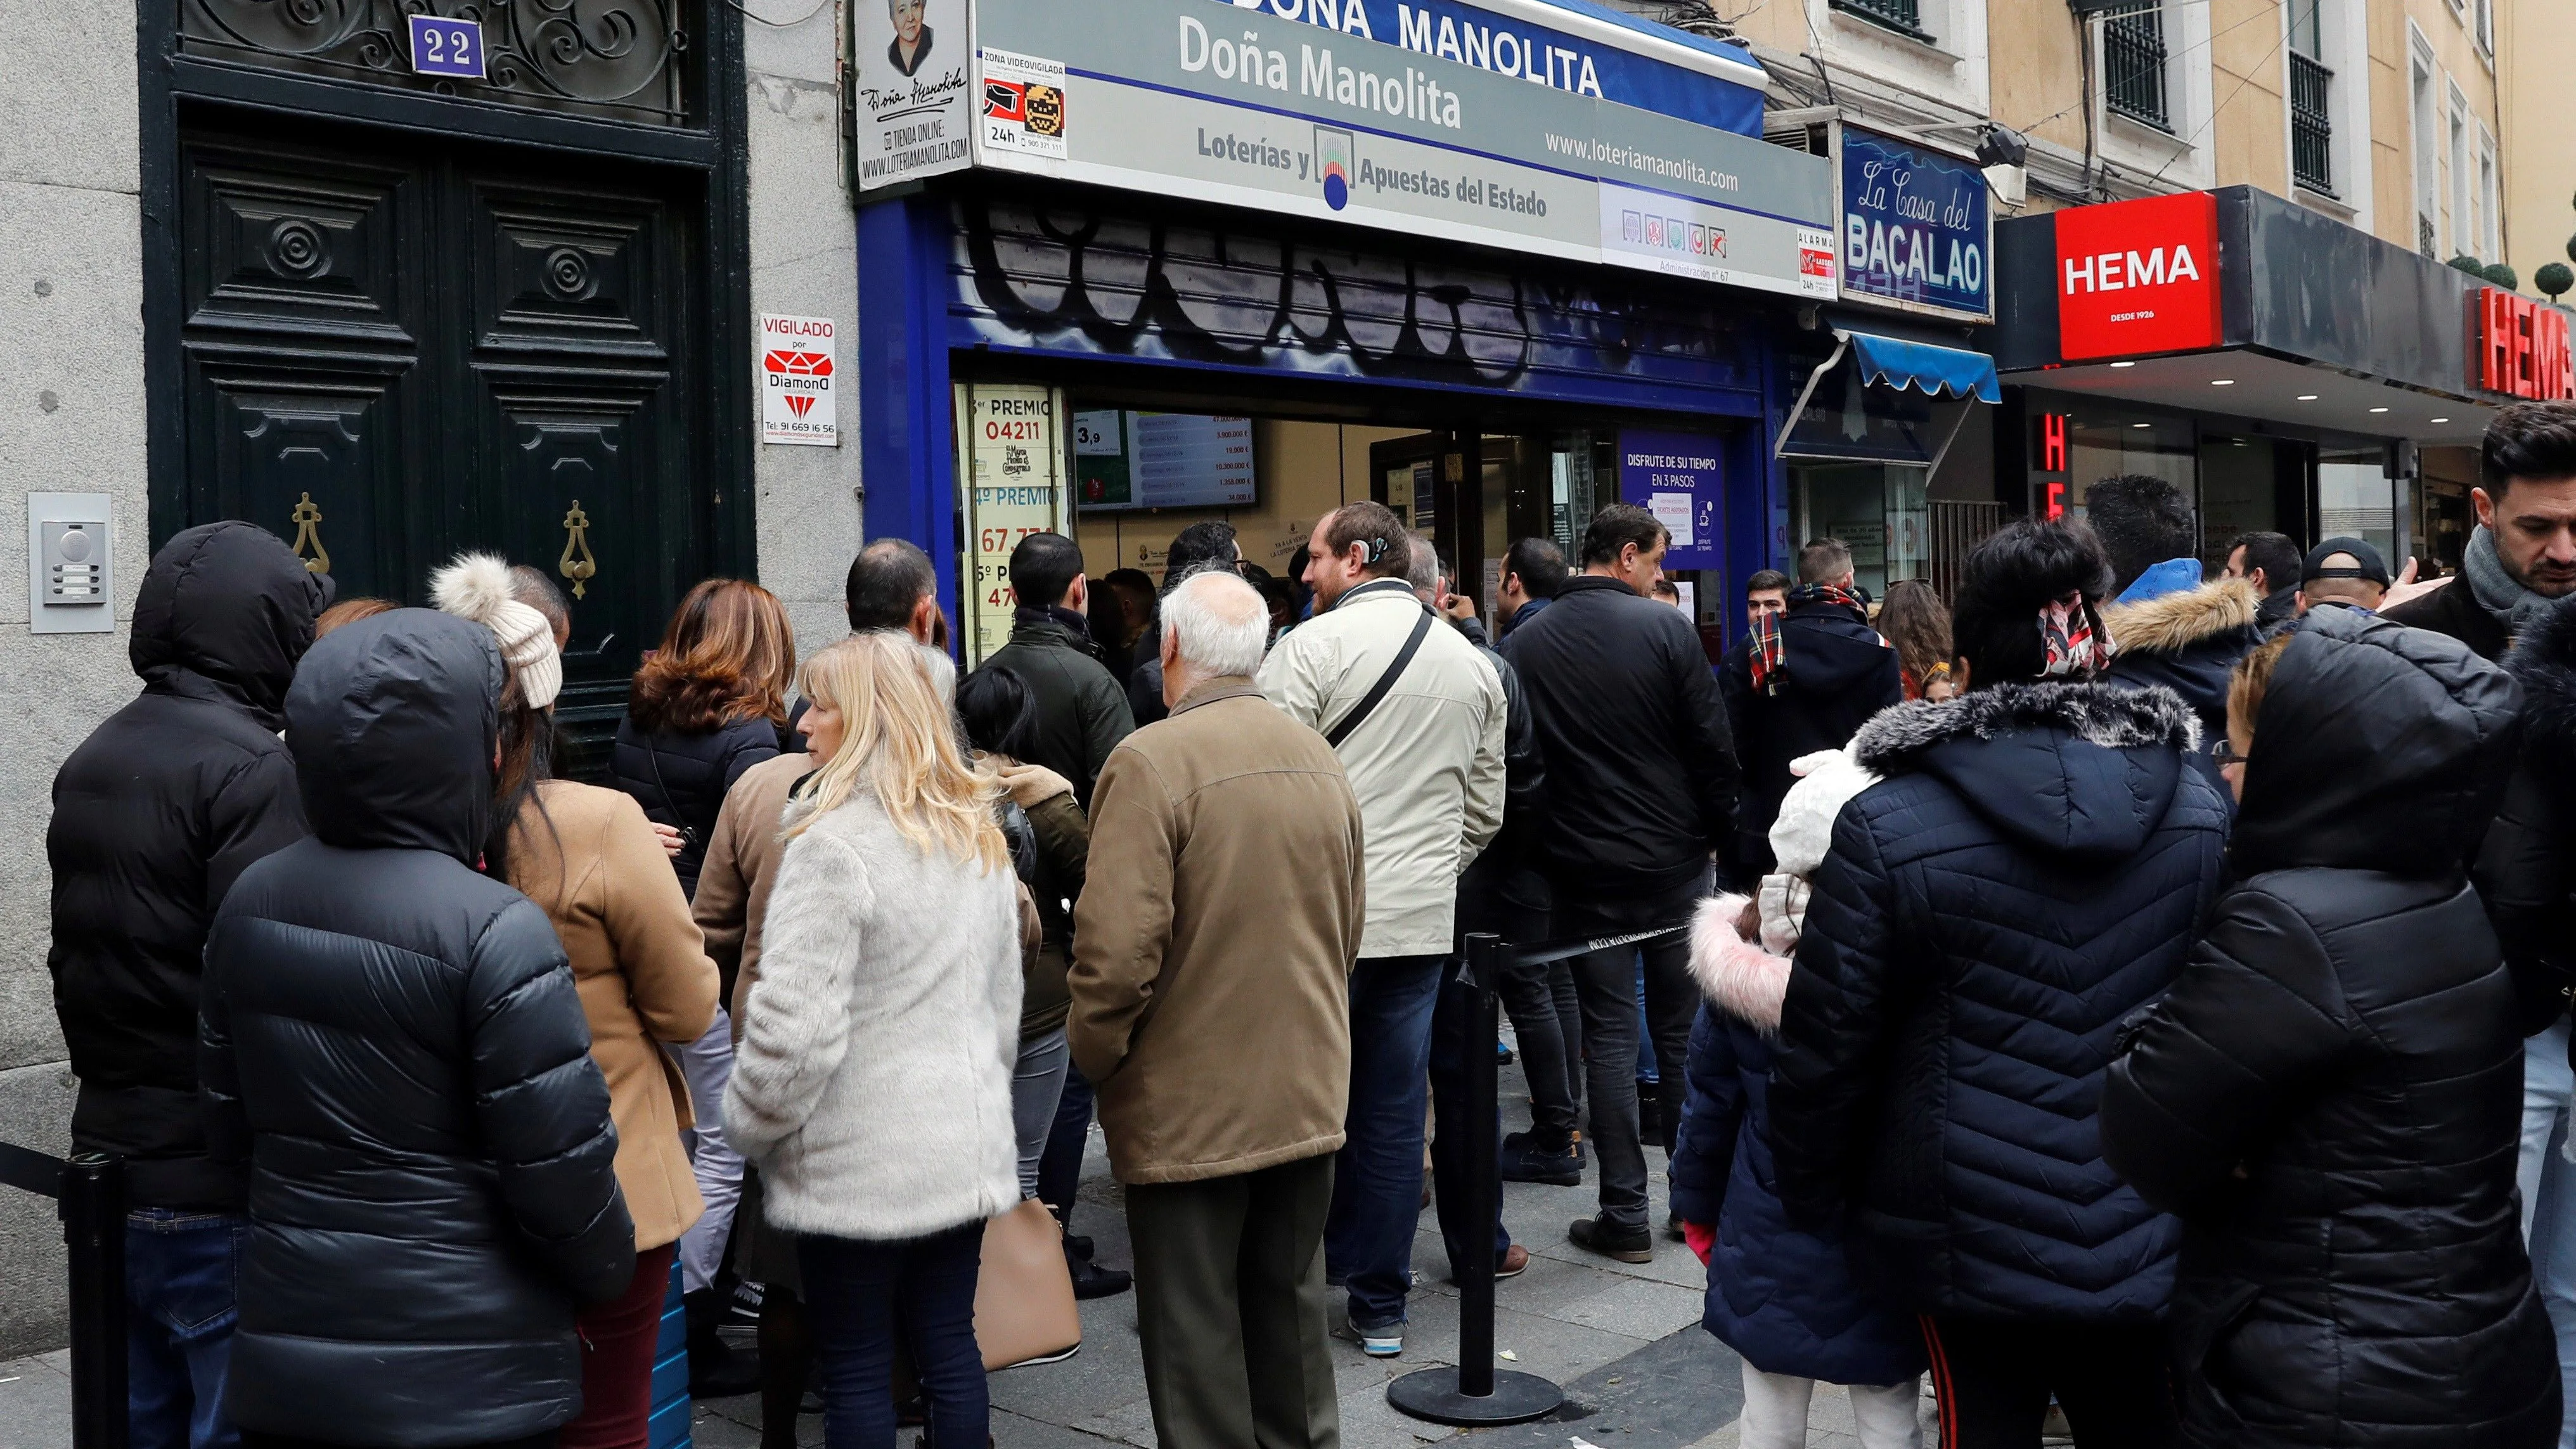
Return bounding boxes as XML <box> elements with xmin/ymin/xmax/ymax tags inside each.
<box><xmin>1919</xmin><ymin>1317</ymin><xmax>2175</xmax><ymax>1449</ymax></box>
<box><xmin>127</xmin><ymin>1209</ymin><xmax>248</xmax><ymax>1449</ymax></box>
<box><xmin>560</xmin><ymin>1242</ymin><xmax>677</xmax><ymax>1449</ymax></box>
<box><xmin>1126</xmin><ymin>1156</ymin><xmax>1339</xmax><ymax>1449</ymax></box>
<box><xmin>1323</xmin><ymin>953</ymin><xmax>1448</xmax><ymax>1329</ymax></box>
<box><xmin>1480</xmin><ymin>901</ymin><xmax>1581</xmax><ymax>1147</ymax></box>
<box><xmin>1428</xmin><ymin>969</ymin><xmax>1510</xmax><ymax>1280</ymax></box>
<box><xmin>801</xmin><ymin>1224</ymin><xmax>987</xmax><ymax>1449</ymax></box>
<box><xmin>243</xmin><ymin>1438</ymin><xmax>552</xmax><ymax>1449</ymax></box>
<box><xmin>1556</xmin><ymin>869</ymin><xmax>1709</xmax><ymax>1231</ymax></box>
<box><xmin>1036</xmin><ymin>1067</ymin><xmax>1094</xmax><ymax>1227</ymax></box>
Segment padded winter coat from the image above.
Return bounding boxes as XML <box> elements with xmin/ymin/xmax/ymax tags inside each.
<box><xmin>1717</xmin><ymin>596</ymin><xmax>1902</xmax><ymax>861</ymax></box>
<box><xmin>202</xmin><ymin>610</ymin><xmax>633</xmax><ymax>1447</ymax></box>
<box><xmin>48</xmin><ymin>522</ymin><xmax>325</xmax><ymax>1209</ymax></box>
<box><xmin>1671</xmin><ymin>895</ymin><xmax>1926</xmax><ymax>1388</ymax></box>
<box><xmin>2104</xmin><ymin>576</ymin><xmax>2270</xmax><ymax>799</ymax></box>
<box><xmin>2473</xmin><ymin>600</ymin><xmax>2576</xmax><ymax>1029</ymax></box>
<box><xmin>2103</xmin><ymin>607</ymin><xmax>2558</xmax><ymax>1449</ymax></box>
<box><xmin>1769</xmin><ymin>681</ymin><xmax>2230</xmax><ymax>1322</ymax></box>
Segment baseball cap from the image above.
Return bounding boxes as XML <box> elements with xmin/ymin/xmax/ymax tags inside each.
<box><xmin>2302</xmin><ymin>536</ymin><xmax>2390</xmax><ymax>588</ymax></box>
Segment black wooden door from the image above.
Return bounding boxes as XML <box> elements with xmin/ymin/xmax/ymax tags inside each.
<box><xmin>175</xmin><ymin>113</ymin><xmax>704</xmax><ymax>731</ymax></box>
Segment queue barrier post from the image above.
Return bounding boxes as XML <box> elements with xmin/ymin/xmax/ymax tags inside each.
<box><xmin>1385</xmin><ymin>932</ymin><xmax>1565</xmax><ymax>1427</ymax></box>
<box><xmin>1</xmin><ymin>1142</ymin><xmax>127</xmax><ymax>1449</ymax></box>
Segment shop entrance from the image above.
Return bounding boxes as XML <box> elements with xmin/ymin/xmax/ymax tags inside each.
<box><xmin>955</xmin><ymin>381</ymin><xmax>1753</xmax><ymax>673</ymax></box>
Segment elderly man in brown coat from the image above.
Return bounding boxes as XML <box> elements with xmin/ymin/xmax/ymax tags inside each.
<box><xmin>1071</xmin><ymin>566</ymin><xmax>1367</xmax><ymax>1449</ymax></box>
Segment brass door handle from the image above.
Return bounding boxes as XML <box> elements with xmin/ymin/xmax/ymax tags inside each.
<box><xmin>288</xmin><ymin>493</ymin><xmax>330</xmax><ymax>574</ymax></box>
<box><xmin>559</xmin><ymin>501</ymin><xmax>596</xmax><ymax>600</ymax></box>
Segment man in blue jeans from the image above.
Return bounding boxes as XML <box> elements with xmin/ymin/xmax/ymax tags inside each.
<box><xmin>47</xmin><ymin>524</ymin><xmax>326</xmax><ymax>1449</ymax></box>
<box><xmin>1259</xmin><ymin>510</ymin><xmax>1506</xmax><ymax>1356</ymax></box>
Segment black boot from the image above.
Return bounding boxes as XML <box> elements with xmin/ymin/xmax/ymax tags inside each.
<box><xmin>1066</xmin><ymin>1240</ymin><xmax>1131</xmax><ymax>1299</ymax></box>
<box><xmin>686</xmin><ymin>1287</ymin><xmax>764</xmax><ymax>1398</ymax></box>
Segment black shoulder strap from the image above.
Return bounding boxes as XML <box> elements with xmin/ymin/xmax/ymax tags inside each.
<box><xmin>1325</xmin><ymin>604</ymin><xmax>1436</xmax><ymax>749</ymax></box>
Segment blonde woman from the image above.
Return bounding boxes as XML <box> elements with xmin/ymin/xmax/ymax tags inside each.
<box><xmin>723</xmin><ymin>632</ymin><xmax>1021</xmax><ymax>1449</ymax></box>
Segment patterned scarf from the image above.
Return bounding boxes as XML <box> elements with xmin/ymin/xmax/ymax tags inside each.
<box><xmin>2038</xmin><ymin>591</ymin><xmax>2108</xmax><ymax>677</ymax></box>
<box><xmin>1751</xmin><ymin>583</ymin><xmax>1871</xmax><ymax>696</ymax></box>
<box><xmin>1749</xmin><ymin>609</ymin><xmax>1786</xmax><ymax>696</ymax></box>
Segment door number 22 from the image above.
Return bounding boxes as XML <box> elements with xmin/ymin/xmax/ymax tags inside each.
<box><xmin>407</xmin><ymin>14</ymin><xmax>486</xmax><ymax>80</ymax></box>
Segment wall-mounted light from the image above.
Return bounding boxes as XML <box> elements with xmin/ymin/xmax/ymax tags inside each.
<box><xmin>2296</xmin><ymin>394</ymin><xmax>2320</xmax><ymax>401</ymax></box>
<box><xmin>2110</xmin><ymin>361</ymin><xmax>2136</xmax><ymax>368</ymax></box>
<box><xmin>2211</xmin><ymin>379</ymin><xmax>2234</xmax><ymax>386</ymax></box>
<box><xmin>2369</xmin><ymin>406</ymin><xmax>2390</xmax><ymax>413</ymax></box>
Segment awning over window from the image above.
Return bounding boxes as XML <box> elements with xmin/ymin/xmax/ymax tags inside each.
<box><xmin>1846</xmin><ymin>331</ymin><xmax>2001</xmax><ymax>404</ymax></box>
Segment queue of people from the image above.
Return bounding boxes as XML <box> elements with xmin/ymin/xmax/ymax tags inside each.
<box><xmin>42</xmin><ymin>398</ymin><xmax>2576</xmax><ymax>1449</ymax></box>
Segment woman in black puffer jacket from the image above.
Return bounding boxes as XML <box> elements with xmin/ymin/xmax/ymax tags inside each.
<box><xmin>202</xmin><ymin>609</ymin><xmax>633</xmax><ymax>1448</ymax></box>
<box><xmin>2103</xmin><ymin>605</ymin><xmax>2559</xmax><ymax>1449</ymax></box>
<box><xmin>612</xmin><ymin>577</ymin><xmax>797</xmax><ymax>898</ymax></box>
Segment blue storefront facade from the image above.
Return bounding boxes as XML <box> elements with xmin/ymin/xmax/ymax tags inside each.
<box><xmin>847</xmin><ymin>0</ymin><xmax>1849</xmax><ymax>659</ymax></box>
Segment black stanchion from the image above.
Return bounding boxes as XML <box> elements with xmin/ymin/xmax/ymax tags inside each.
<box><xmin>60</xmin><ymin>1152</ymin><xmax>128</xmax><ymax>1449</ymax></box>
<box><xmin>1387</xmin><ymin>933</ymin><xmax>1564</xmax><ymax>1427</ymax></box>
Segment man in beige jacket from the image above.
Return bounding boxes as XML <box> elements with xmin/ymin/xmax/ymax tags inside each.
<box><xmin>1257</xmin><ymin>499</ymin><xmax>1507</xmax><ymax>1356</ymax></box>
<box><xmin>1071</xmin><ymin>568</ymin><xmax>1366</xmax><ymax>1449</ymax></box>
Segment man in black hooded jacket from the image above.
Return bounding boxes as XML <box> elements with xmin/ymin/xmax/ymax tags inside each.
<box><xmin>1718</xmin><ymin>538</ymin><xmax>1902</xmax><ymax>876</ymax></box>
<box><xmin>202</xmin><ymin>609</ymin><xmax>633</xmax><ymax>1449</ymax></box>
<box><xmin>48</xmin><ymin>521</ymin><xmax>326</xmax><ymax>1449</ymax></box>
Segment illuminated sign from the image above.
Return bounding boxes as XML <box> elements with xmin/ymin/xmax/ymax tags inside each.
<box><xmin>2478</xmin><ymin>287</ymin><xmax>2575</xmax><ymax>401</ymax></box>
<box><xmin>2054</xmin><ymin>193</ymin><xmax>2222</xmax><ymax>361</ymax></box>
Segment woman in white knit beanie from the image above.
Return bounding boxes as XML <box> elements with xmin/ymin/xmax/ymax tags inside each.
<box><xmin>432</xmin><ymin>551</ymin><xmax>721</xmax><ymax>1449</ymax></box>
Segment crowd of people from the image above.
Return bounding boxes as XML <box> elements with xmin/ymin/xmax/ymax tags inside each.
<box><xmin>39</xmin><ymin>398</ymin><xmax>2576</xmax><ymax>1449</ymax></box>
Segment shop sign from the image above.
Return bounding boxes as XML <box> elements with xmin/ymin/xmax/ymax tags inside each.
<box><xmin>1617</xmin><ymin>428</ymin><xmax>1724</xmax><ymax>570</ymax></box>
<box><xmin>757</xmin><ymin>314</ymin><xmax>838</xmax><ymax>446</ymax></box>
<box><xmin>2476</xmin><ymin>287</ymin><xmax>2575</xmax><ymax>402</ymax></box>
<box><xmin>955</xmin><ymin>382</ymin><xmax>1071</xmax><ymax>665</ymax></box>
<box><xmin>853</xmin><ymin>0</ymin><xmax>972</xmax><ymax>190</ymax></box>
<box><xmin>964</xmin><ymin>0</ymin><xmax>1835</xmax><ymax>298</ymax></box>
<box><xmin>1835</xmin><ymin>123</ymin><xmax>1990</xmax><ymax>323</ymax></box>
<box><xmin>2054</xmin><ymin>192</ymin><xmax>2221</xmax><ymax>361</ymax></box>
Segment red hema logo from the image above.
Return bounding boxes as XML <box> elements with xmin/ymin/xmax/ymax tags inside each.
<box><xmin>2054</xmin><ymin>191</ymin><xmax>2223</xmax><ymax>361</ymax></box>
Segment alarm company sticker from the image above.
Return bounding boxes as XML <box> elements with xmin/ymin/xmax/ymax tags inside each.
<box><xmin>979</xmin><ymin>47</ymin><xmax>1068</xmax><ymax>162</ymax></box>
<box><xmin>758</xmin><ymin>312</ymin><xmax>837</xmax><ymax>447</ymax></box>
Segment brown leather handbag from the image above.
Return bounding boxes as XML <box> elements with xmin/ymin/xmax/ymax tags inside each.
<box><xmin>974</xmin><ymin>1197</ymin><xmax>1081</xmax><ymax>1369</ymax></box>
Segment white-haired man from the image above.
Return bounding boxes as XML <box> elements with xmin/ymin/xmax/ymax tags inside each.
<box><xmin>1070</xmin><ymin>568</ymin><xmax>1366</xmax><ymax>1449</ymax></box>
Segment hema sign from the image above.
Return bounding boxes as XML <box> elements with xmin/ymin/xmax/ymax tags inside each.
<box><xmin>2054</xmin><ymin>191</ymin><xmax>2220</xmax><ymax>361</ymax></box>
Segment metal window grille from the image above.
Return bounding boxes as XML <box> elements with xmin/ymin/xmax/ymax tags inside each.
<box><xmin>2104</xmin><ymin>9</ymin><xmax>2170</xmax><ymax>131</ymax></box>
<box><xmin>2291</xmin><ymin>53</ymin><xmax>2335</xmax><ymax>196</ymax></box>
<box><xmin>1832</xmin><ymin>0</ymin><xmax>1925</xmax><ymax>35</ymax></box>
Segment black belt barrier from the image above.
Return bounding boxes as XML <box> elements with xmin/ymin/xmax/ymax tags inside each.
<box><xmin>1507</xmin><ymin>922</ymin><xmax>1691</xmax><ymax>969</ymax></box>
<box><xmin>1</xmin><ymin>1142</ymin><xmax>128</xmax><ymax>1449</ymax></box>
<box><xmin>1387</xmin><ymin>933</ymin><xmax>1567</xmax><ymax>1427</ymax></box>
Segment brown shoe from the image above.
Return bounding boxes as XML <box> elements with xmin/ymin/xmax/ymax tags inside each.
<box><xmin>1495</xmin><ymin>1244</ymin><xmax>1531</xmax><ymax>1279</ymax></box>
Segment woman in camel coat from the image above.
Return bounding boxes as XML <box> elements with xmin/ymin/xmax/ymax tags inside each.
<box><xmin>437</xmin><ymin>552</ymin><xmax>721</xmax><ymax>1449</ymax></box>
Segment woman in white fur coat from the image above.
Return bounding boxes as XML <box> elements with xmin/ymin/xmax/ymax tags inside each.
<box><xmin>1670</xmin><ymin>747</ymin><xmax>1928</xmax><ymax>1449</ymax></box>
<box><xmin>723</xmin><ymin>631</ymin><xmax>1022</xmax><ymax>1449</ymax></box>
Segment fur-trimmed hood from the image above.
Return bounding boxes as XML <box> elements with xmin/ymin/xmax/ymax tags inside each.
<box><xmin>1853</xmin><ymin>682</ymin><xmax>2202</xmax><ymax>861</ymax></box>
<box><xmin>2103</xmin><ymin>576</ymin><xmax>2262</xmax><ymax>657</ymax></box>
<box><xmin>1687</xmin><ymin>893</ymin><xmax>1789</xmax><ymax>1034</ymax></box>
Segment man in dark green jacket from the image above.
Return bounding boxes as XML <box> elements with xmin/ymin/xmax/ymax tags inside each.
<box><xmin>982</xmin><ymin>531</ymin><xmax>1136</xmax><ymax>805</ymax></box>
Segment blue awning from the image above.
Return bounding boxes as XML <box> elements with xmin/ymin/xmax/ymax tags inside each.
<box><xmin>1844</xmin><ymin>332</ymin><xmax>2001</xmax><ymax>404</ymax></box>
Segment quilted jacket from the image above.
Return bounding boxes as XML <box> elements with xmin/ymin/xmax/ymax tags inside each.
<box><xmin>1768</xmin><ymin>681</ymin><xmax>2230</xmax><ymax>1322</ymax></box>
<box><xmin>2103</xmin><ymin>607</ymin><xmax>2556</xmax><ymax>1448</ymax></box>
<box><xmin>1672</xmin><ymin>894</ymin><xmax>1926</xmax><ymax>1387</ymax></box>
